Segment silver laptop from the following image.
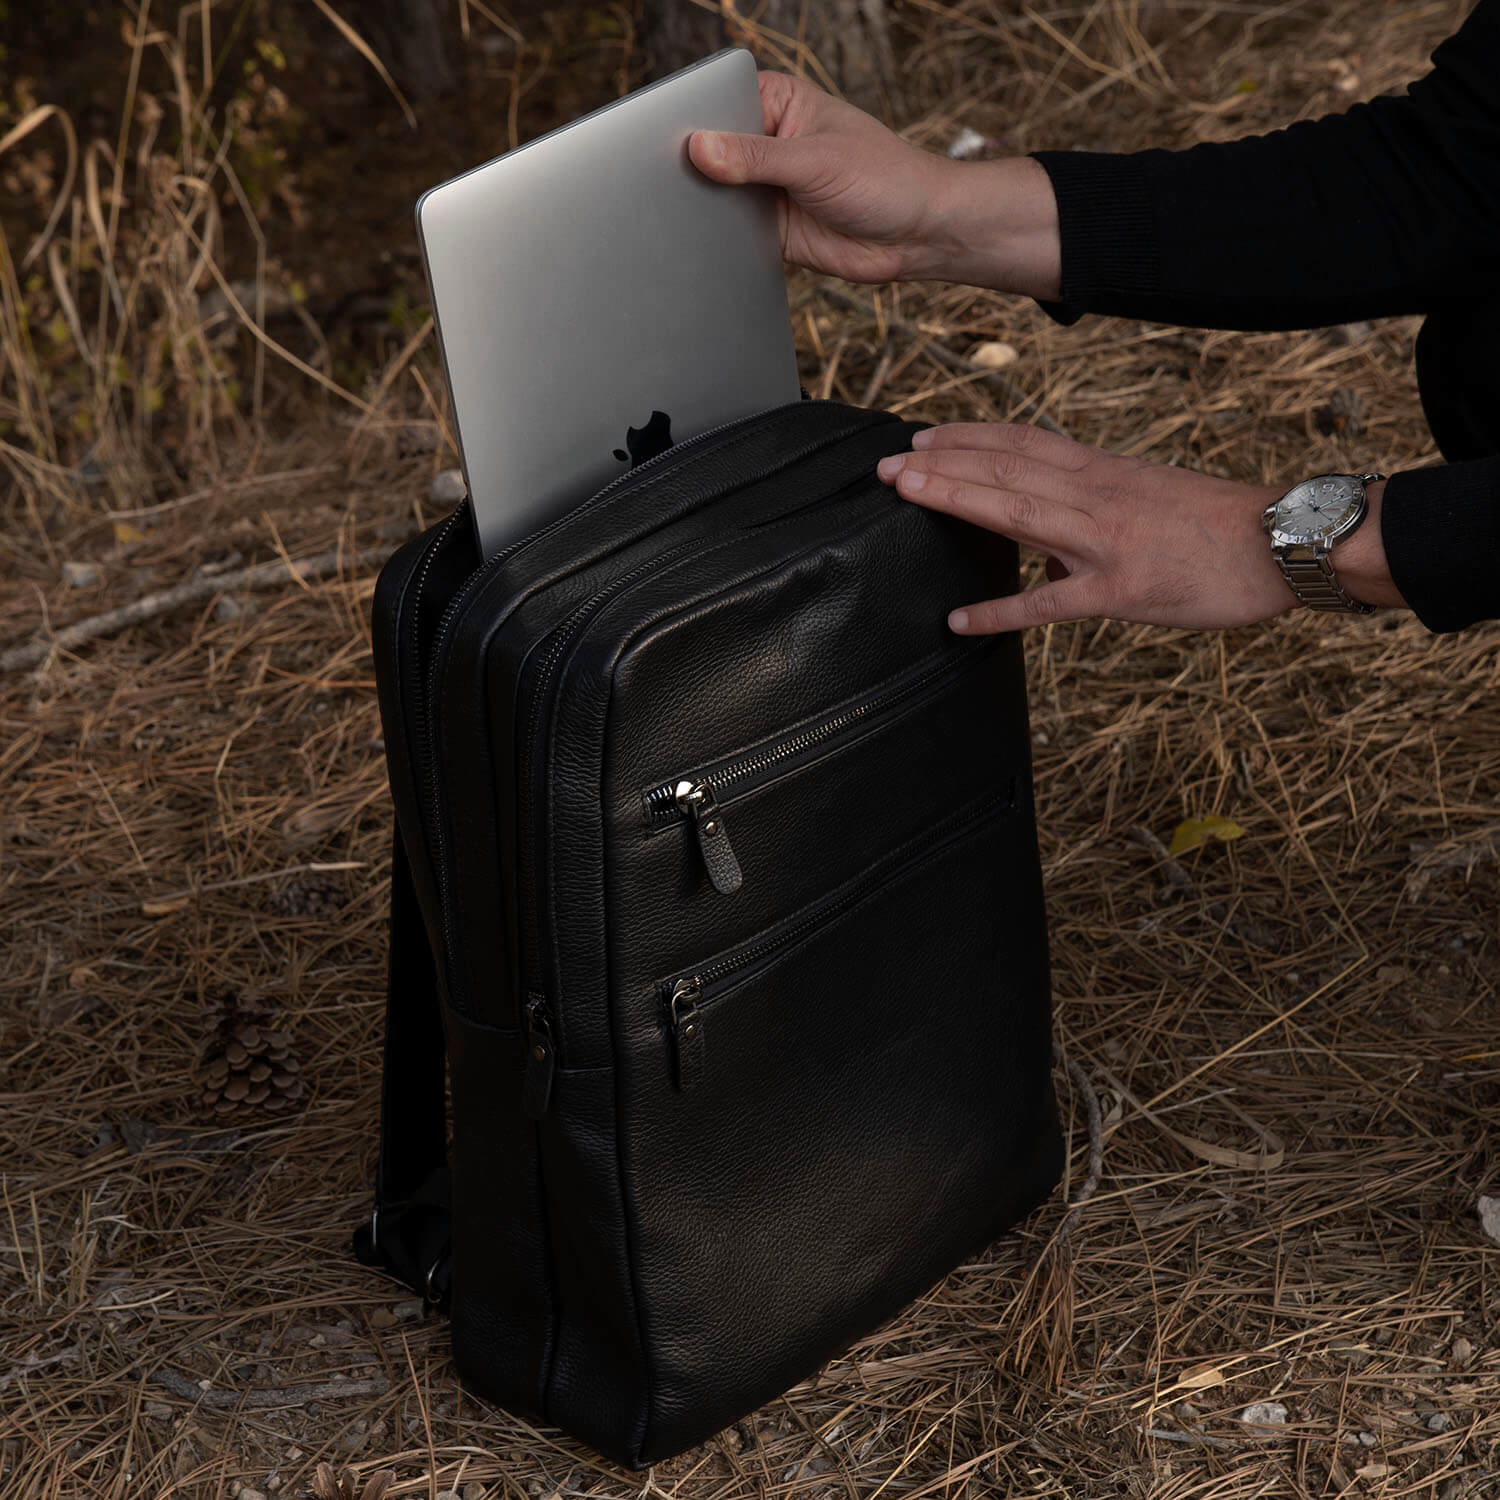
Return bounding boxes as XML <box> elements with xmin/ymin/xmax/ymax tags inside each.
<box><xmin>416</xmin><ymin>49</ymin><xmax>802</xmax><ymax>559</ymax></box>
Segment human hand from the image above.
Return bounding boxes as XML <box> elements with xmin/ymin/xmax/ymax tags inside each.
<box><xmin>875</xmin><ymin>423</ymin><xmax>1405</xmax><ymax>631</ymax></box>
<box><xmin>688</xmin><ymin>73</ymin><xmax>1061</xmax><ymax>298</ymax></box>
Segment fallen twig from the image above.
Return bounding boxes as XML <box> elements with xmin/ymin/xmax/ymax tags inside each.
<box><xmin>1128</xmin><ymin>824</ymin><xmax>1195</xmax><ymax>896</ymax></box>
<box><xmin>146</xmin><ymin>1369</ymin><xmax>389</xmax><ymax>1408</ymax></box>
<box><xmin>1053</xmin><ymin>1044</ymin><xmax>1104</xmax><ymax>1238</ymax></box>
<box><xmin>3</xmin><ymin>544</ymin><xmax>393</xmax><ymax>673</ymax></box>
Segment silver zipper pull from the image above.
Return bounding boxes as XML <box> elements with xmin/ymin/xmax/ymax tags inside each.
<box><xmin>522</xmin><ymin>995</ymin><xmax>555</xmax><ymax>1118</ymax></box>
<box><xmin>675</xmin><ymin>779</ymin><xmax>743</xmax><ymax>895</ymax></box>
<box><xmin>668</xmin><ymin>976</ymin><xmax>705</xmax><ymax>1090</ymax></box>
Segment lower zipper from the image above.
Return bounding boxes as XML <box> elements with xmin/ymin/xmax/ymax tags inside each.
<box><xmin>658</xmin><ymin>780</ymin><xmax>1019</xmax><ymax>1090</ymax></box>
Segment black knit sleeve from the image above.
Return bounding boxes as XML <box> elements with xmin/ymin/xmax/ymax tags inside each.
<box><xmin>1031</xmin><ymin>1</ymin><xmax>1500</xmax><ymax>330</ymax></box>
<box><xmin>1381</xmin><ymin>458</ymin><xmax>1500</xmax><ymax>632</ymax></box>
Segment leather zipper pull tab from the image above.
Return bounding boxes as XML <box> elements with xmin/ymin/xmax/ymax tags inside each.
<box><xmin>667</xmin><ymin>977</ymin><xmax>705</xmax><ymax>1091</ymax></box>
<box><xmin>675</xmin><ymin>779</ymin><xmax>743</xmax><ymax>895</ymax></box>
<box><xmin>522</xmin><ymin>996</ymin><xmax>555</xmax><ymax>1118</ymax></box>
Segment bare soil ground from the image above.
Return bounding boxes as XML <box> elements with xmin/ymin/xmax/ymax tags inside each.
<box><xmin>2</xmin><ymin>3</ymin><xmax>1497</xmax><ymax>1498</ymax></box>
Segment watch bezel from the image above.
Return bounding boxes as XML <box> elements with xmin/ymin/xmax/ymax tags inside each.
<box><xmin>1263</xmin><ymin>474</ymin><xmax>1368</xmax><ymax>549</ymax></box>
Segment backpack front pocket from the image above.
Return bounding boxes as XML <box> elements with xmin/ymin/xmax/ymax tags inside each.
<box><xmin>612</xmin><ymin>781</ymin><xmax>1057</xmax><ymax>1457</ymax></box>
<box><xmin>613</xmin><ymin>632</ymin><xmax>1030</xmax><ymax>991</ymax></box>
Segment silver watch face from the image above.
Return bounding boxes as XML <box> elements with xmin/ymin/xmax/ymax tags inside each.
<box><xmin>1271</xmin><ymin>474</ymin><xmax>1364</xmax><ymax>544</ymax></box>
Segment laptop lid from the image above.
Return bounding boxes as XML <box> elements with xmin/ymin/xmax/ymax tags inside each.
<box><xmin>416</xmin><ymin>48</ymin><xmax>802</xmax><ymax>559</ymax></box>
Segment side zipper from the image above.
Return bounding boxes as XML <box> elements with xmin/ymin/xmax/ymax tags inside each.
<box><xmin>522</xmin><ymin>993</ymin><xmax>556</xmax><ymax>1119</ymax></box>
<box><xmin>658</xmin><ymin>780</ymin><xmax>1018</xmax><ymax>1091</ymax></box>
<box><xmin>642</xmin><ymin>640</ymin><xmax>995</xmax><ymax>895</ymax></box>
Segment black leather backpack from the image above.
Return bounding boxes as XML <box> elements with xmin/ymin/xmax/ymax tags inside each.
<box><xmin>354</xmin><ymin>399</ymin><xmax>1062</xmax><ymax>1465</ymax></box>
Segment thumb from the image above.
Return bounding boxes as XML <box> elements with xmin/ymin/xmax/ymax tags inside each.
<box><xmin>689</xmin><ymin>129</ymin><xmax>813</xmax><ymax>191</ymax></box>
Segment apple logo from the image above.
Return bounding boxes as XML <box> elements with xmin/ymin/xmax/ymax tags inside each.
<box><xmin>613</xmin><ymin>410</ymin><xmax>673</xmax><ymax>467</ymax></box>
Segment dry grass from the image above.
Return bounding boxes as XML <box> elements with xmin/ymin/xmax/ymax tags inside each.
<box><xmin>3</xmin><ymin>2</ymin><xmax>1498</xmax><ymax>1497</ymax></box>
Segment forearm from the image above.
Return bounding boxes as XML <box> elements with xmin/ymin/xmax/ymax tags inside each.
<box><xmin>1027</xmin><ymin>4</ymin><xmax>1500</xmax><ymax>330</ymax></box>
<box><xmin>911</xmin><ymin>155</ymin><xmax>1063</xmax><ymax>302</ymax></box>
<box><xmin>909</xmin><ymin>4</ymin><xmax>1500</xmax><ymax>328</ymax></box>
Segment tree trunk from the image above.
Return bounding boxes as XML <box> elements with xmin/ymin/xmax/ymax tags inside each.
<box><xmin>641</xmin><ymin>0</ymin><xmax>903</xmax><ymax>120</ymax></box>
<box><xmin>345</xmin><ymin>0</ymin><xmax>454</xmax><ymax>103</ymax></box>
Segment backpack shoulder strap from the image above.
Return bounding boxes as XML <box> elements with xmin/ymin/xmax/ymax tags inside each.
<box><xmin>351</xmin><ymin>825</ymin><xmax>453</xmax><ymax>1309</ymax></box>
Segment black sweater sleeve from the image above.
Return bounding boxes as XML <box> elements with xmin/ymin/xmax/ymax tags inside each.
<box><xmin>1031</xmin><ymin>0</ymin><xmax>1500</xmax><ymax>331</ymax></box>
<box><xmin>1382</xmin><ymin>457</ymin><xmax>1500</xmax><ymax>633</ymax></box>
<box><xmin>1029</xmin><ymin>0</ymin><xmax>1500</xmax><ymax>632</ymax></box>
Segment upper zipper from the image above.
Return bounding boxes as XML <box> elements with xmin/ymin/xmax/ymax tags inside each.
<box><xmin>642</xmin><ymin>639</ymin><xmax>996</xmax><ymax>894</ymax></box>
<box><xmin>659</xmin><ymin>780</ymin><xmax>1020</xmax><ymax>1089</ymax></box>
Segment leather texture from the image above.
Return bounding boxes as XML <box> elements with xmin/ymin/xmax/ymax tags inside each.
<box><xmin>358</xmin><ymin>399</ymin><xmax>1063</xmax><ymax>1466</ymax></box>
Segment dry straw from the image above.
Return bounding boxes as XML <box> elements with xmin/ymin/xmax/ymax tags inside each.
<box><xmin>2</xmin><ymin>2</ymin><xmax>1497</xmax><ymax>1498</ymax></box>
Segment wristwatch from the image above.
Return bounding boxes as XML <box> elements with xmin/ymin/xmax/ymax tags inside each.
<box><xmin>1262</xmin><ymin>472</ymin><xmax>1383</xmax><ymax>614</ymax></box>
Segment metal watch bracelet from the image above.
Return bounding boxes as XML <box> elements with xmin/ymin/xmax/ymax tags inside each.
<box><xmin>1278</xmin><ymin>547</ymin><xmax>1377</xmax><ymax>614</ymax></box>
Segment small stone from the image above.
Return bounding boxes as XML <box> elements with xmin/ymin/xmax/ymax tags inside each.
<box><xmin>969</xmin><ymin>340</ymin><xmax>1018</xmax><ymax>370</ymax></box>
<box><xmin>62</xmin><ymin>561</ymin><xmax>100</xmax><ymax>588</ymax></box>
<box><xmin>947</xmin><ymin>126</ymin><xmax>987</xmax><ymax>159</ymax></box>
<box><xmin>1427</xmin><ymin>1412</ymin><xmax>1452</xmax><ymax>1432</ymax></box>
<box><xmin>1176</xmin><ymin>1402</ymin><xmax>1199</xmax><ymax>1422</ymax></box>
<box><xmin>436</xmin><ymin>1492</ymin><xmax>461</xmax><ymax>1500</ymax></box>
<box><xmin>214</xmin><ymin>594</ymin><xmax>249</xmax><ymax>622</ymax></box>
<box><xmin>429</xmin><ymin>469</ymin><xmax>467</xmax><ymax>504</ymax></box>
<box><xmin>1478</xmin><ymin>1197</ymin><xmax>1500</xmax><ymax>1245</ymax></box>
<box><xmin>1341</xmin><ymin>1432</ymin><xmax>1361</xmax><ymax>1447</ymax></box>
<box><xmin>1358</xmin><ymin>1431</ymin><xmax>1377</xmax><ymax>1447</ymax></box>
<box><xmin>239</xmin><ymin>1490</ymin><xmax>266</xmax><ymax>1500</ymax></box>
<box><xmin>1240</xmin><ymin>1402</ymin><xmax>1288</xmax><ymax>1426</ymax></box>
<box><xmin>463</xmin><ymin>1485</ymin><xmax>486</xmax><ymax>1500</ymax></box>
<box><xmin>393</xmin><ymin>1298</ymin><xmax>425</xmax><ymax>1322</ymax></box>
<box><xmin>1451</xmin><ymin>1336</ymin><xmax>1473</xmax><ymax>1367</ymax></box>
<box><xmin>368</xmin><ymin>1308</ymin><xmax>396</xmax><ymax>1329</ymax></box>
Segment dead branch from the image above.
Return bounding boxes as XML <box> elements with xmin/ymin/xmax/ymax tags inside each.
<box><xmin>145</xmin><ymin>1370</ymin><xmax>390</xmax><ymax>1408</ymax></box>
<box><xmin>3</xmin><ymin>544</ymin><xmax>394</xmax><ymax>674</ymax></box>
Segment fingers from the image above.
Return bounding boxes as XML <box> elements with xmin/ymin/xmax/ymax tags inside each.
<box><xmin>880</xmin><ymin>446</ymin><xmax>1091</xmax><ymax>516</ymax></box>
<box><xmin>876</xmin><ymin>453</ymin><xmax>1095</xmax><ymax>554</ymax></box>
<box><xmin>757</xmin><ymin>70</ymin><xmax>807</xmax><ymax>133</ymax></box>
<box><xmin>912</xmin><ymin>421</ymin><xmax>1095</xmax><ymax>472</ymax></box>
<box><xmin>689</xmin><ymin>128</ymin><xmax>821</xmax><ymax>192</ymax></box>
<box><xmin>950</xmin><ymin>577</ymin><xmax>1101</xmax><ymax>635</ymax></box>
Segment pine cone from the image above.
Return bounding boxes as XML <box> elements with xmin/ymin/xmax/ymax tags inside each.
<box><xmin>194</xmin><ymin>992</ymin><xmax>306</xmax><ymax>1116</ymax></box>
<box><xmin>1314</xmin><ymin>387</ymin><xmax>1367</xmax><ymax>437</ymax></box>
<box><xmin>310</xmin><ymin>1464</ymin><xmax>393</xmax><ymax>1500</ymax></box>
<box><xmin>266</xmin><ymin>873</ymin><xmax>348</xmax><ymax>918</ymax></box>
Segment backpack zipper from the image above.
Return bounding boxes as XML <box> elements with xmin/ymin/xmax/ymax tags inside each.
<box><xmin>642</xmin><ymin>640</ymin><xmax>993</xmax><ymax>895</ymax></box>
<box><xmin>658</xmin><ymin>781</ymin><xmax>1019</xmax><ymax>1089</ymax></box>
